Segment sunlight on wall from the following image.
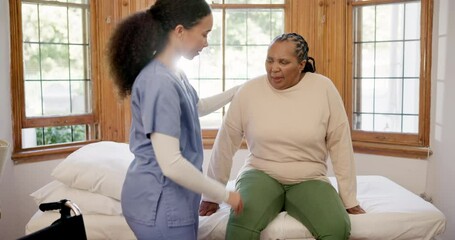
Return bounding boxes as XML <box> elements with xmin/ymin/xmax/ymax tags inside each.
<box><xmin>434</xmin><ymin>0</ymin><xmax>449</xmax><ymax>143</ymax></box>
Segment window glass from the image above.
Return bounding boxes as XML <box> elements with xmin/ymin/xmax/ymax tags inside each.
<box><xmin>352</xmin><ymin>2</ymin><xmax>420</xmax><ymax>134</ymax></box>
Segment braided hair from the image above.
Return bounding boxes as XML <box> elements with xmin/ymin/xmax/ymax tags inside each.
<box><xmin>107</xmin><ymin>0</ymin><xmax>212</xmax><ymax>98</ymax></box>
<box><xmin>272</xmin><ymin>33</ymin><xmax>316</xmax><ymax>73</ymax></box>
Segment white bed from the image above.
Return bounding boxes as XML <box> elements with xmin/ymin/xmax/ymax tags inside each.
<box><xmin>24</xmin><ymin>142</ymin><xmax>446</xmax><ymax>240</ymax></box>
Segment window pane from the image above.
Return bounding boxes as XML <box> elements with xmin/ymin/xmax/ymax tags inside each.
<box><xmin>403</xmin><ymin>78</ymin><xmax>419</xmax><ymax>115</ymax></box>
<box><xmin>403</xmin><ymin>116</ymin><xmax>419</xmax><ymax>133</ymax></box>
<box><xmin>23</xmin><ymin>43</ymin><xmax>41</xmax><ymax>80</ymax></box>
<box><xmin>353</xmin><ymin>78</ymin><xmax>374</xmax><ymax>113</ymax></box>
<box><xmin>247</xmin><ymin>10</ymin><xmax>276</xmax><ymax>45</ymax></box>
<box><xmin>374</xmin><ymin>114</ymin><xmax>402</xmax><ymax>132</ymax></box>
<box><xmin>353</xmin><ymin>113</ymin><xmax>374</xmax><ymax>131</ymax></box>
<box><xmin>375</xmin><ymin>42</ymin><xmax>403</xmax><ymax>78</ymax></box>
<box><xmin>247</xmin><ymin>45</ymin><xmax>268</xmax><ymax>78</ymax></box>
<box><xmin>69</xmin><ymin>45</ymin><xmax>89</xmax><ymax>79</ymax></box>
<box><xmin>71</xmin><ymin>80</ymin><xmax>92</xmax><ymax>114</ymax></box>
<box><xmin>271</xmin><ymin>10</ymin><xmax>284</xmax><ymax>37</ymax></box>
<box><xmin>209</xmin><ymin>10</ymin><xmax>223</xmax><ymax>45</ymax></box>
<box><xmin>22</xmin><ymin>4</ymin><xmax>39</xmax><ymax>42</ymax></box>
<box><xmin>40</xmin><ymin>44</ymin><xmax>70</xmax><ymax>80</ymax></box>
<box><xmin>199</xmin><ymin>46</ymin><xmax>223</xmax><ymax>79</ymax></box>
<box><xmin>226</xmin><ymin>46</ymin><xmax>248</xmax><ymax>79</ymax></box>
<box><xmin>354</xmin><ymin>6</ymin><xmax>375</xmax><ymax>42</ymax></box>
<box><xmin>354</xmin><ymin>43</ymin><xmax>375</xmax><ymax>78</ymax></box>
<box><xmin>404</xmin><ymin>40</ymin><xmax>420</xmax><ymax>77</ymax></box>
<box><xmin>25</xmin><ymin>81</ymin><xmax>43</xmax><ymax>117</ymax></box>
<box><xmin>374</xmin><ymin>78</ymin><xmax>403</xmax><ymax>114</ymax></box>
<box><xmin>376</xmin><ymin>4</ymin><xmax>404</xmax><ymax>41</ymax></box>
<box><xmin>22</xmin><ymin>125</ymin><xmax>88</xmax><ymax>148</ymax></box>
<box><xmin>39</xmin><ymin>5</ymin><xmax>68</xmax><ymax>43</ymax></box>
<box><xmin>68</xmin><ymin>7</ymin><xmax>87</xmax><ymax>44</ymax></box>
<box><xmin>226</xmin><ymin>11</ymin><xmax>247</xmax><ymax>45</ymax></box>
<box><xmin>42</xmin><ymin>126</ymin><xmax>73</xmax><ymax>145</ymax></box>
<box><xmin>405</xmin><ymin>2</ymin><xmax>420</xmax><ymax>39</ymax></box>
<box><xmin>42</xmin><ymin>81</ymin><xmax>71</xmax><ymax>116</ymax></box>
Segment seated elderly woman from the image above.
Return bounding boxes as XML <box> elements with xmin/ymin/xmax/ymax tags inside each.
<box><xmin>199</xmin><ymin>33</ymin><xmax>365</xmax><ymax>240</ymax></box>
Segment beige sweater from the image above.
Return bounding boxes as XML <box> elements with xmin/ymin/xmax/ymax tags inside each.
<box><xmin>206</xmin><ymin>73</ymin><xmax>359</xmax><ymax>208</ymax></box>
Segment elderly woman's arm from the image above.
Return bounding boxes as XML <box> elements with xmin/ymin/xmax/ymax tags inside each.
<box><xmin>325</xmin><ymin>79</ymin><xmax>364</xmax><ymax>212</ymax></box>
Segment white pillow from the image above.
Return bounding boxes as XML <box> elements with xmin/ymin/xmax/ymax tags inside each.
<box><xmin>31</xmin><ymin>180</ymin><xmax>122</xmax><ymax>216</ymax></box>
<box><xmin>51</xmin><ymin>141</ymin><xmax>134</xmax><ymax>200</ymax></box>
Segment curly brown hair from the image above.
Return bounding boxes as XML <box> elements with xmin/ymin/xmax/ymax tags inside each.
<box><xmin>107</xmin><ymin>0</ymin><xmax>212</xmax><ymax>98</ymax></box>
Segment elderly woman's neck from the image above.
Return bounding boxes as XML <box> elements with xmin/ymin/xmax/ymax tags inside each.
<box><xmin>300</xmin><ymin>72</ymin><xmax>306</xmax><ymax>79</ymax></box>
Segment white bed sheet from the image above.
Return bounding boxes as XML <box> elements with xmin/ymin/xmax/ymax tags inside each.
<box><xmin>25</xmin><ymin>176</ymin><xmax>446</xmax><ymax>240</ymax></box>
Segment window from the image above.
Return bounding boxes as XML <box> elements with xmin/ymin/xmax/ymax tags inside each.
<box><xmin>10</xmin><ymin>0</ymin><xmax>97</xmax><ymax>161</ymax></box>
<box><xmin>346</xmin><ymin>0</ymin><xmax>433</xmax><ymax>158</ymax></box>
<box><xmin>178</xmin><ymin>0</ymin><xmax>286</xmax><ymax>146</ymax></box>
<box><xmin>10</xmin><ymin>0</ymin><xmax>431</xmax><ymax>161</ymax></box>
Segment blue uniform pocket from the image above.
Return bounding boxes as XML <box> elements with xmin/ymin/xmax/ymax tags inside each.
<box><xmin>163</xmin><ymin>183</ymin><xmax>196</xmax><ymax>227</ymax></box>
<box><xmin>121</xmin><ymin>171</ymin><xmax>163</xmax><ymax>226</ymax></box>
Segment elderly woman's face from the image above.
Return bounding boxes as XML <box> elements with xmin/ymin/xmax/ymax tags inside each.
<box><xmin>265</xmin><ymin>41</ymin><xmax>305</xmax><ymax>90</ymax></box>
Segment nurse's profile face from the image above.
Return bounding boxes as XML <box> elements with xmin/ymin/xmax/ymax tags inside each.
<box><xmin>180</xmin><ymin>14</ymin><xmax>213</xmax><ymax>60</ymax></box>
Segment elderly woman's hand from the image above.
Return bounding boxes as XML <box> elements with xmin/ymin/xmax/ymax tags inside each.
<box><xmin>346</xmin><ymin>205</ymin><xmax>366</xmax><ymax>214</ymax></box>
<box><xmin>199</xmin><ymin>201</ymin><xmax>220</xmax><ymax>216</ymax></box>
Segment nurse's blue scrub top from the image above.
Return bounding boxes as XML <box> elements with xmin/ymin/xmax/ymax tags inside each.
<box><xmin>121</xmin><ymin>60</ymin><xmax>203</xmax><ymax>226</ymax></box>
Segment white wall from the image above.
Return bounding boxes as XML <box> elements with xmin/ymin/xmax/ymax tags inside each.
<box><xmin>0</xmin><ymin>1</ymin><xmax>63</xmax><ymax>239</ymax></box>
<box><xmin>426</xmin><ymin>0</ymin><xmax>455</xmax><ymax>239</ymax></box>
<box><xmin>0</xmin><ymin>0</ymin><xmax>448</xmax><ymax>239</ymax></box>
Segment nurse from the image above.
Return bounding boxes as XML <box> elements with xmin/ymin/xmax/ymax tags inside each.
<box><xmin>106</xmin><ymin>0</ymin><xmax>243</xmax><ymax>239</ymax></box>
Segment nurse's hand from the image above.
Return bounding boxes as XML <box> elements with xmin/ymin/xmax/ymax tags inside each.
<box><xmin>199</xmin><ymin>201</ymin><xmax>220</xmax><ymax>216</ymax></box>
<box><xmin>227</xmin><ymin>191</ymin><xmax>243</xmax><ymax>215</ymax></box>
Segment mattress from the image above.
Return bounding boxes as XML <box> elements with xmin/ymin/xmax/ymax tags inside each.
<box><xmin>25</xmin><ymin>176</ymin><xmax>446</xmax><ymax>240</ymax></box>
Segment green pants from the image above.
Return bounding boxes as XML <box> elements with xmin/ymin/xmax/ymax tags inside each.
<box><xmin>226</xmin><ymin>169</ymin><xmax>350</xmax><ymax>240</ymax></box>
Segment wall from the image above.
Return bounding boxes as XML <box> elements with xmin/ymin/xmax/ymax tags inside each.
<box><xmin>0</xmin><ymin>1</ymin><xmax>62</xmax><ymax>240</ymax></box>
<box><xmin>426</xmin><ymin>0</ymin><xmax>455</xmax><ymax>239</ymax></box>
<box><xmin>0</xmin><ymin>0</ymin><xmax>446</xmax><ymax>239</ymax></box>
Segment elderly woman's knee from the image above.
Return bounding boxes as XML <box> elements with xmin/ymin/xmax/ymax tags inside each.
<box><xmin>321</xmin><ymin>219</ymin><xmax>351</xmax><ymax>240</ymax></box>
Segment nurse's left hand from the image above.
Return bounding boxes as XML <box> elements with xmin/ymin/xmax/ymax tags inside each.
<box><xmin>227</xmin><ymin>191</ymin><xmax>243</xmax><ymax>215</ymax></box>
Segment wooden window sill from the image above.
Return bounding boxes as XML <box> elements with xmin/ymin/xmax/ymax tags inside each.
<box><xmin>12</xmin><ymin>140</ymin><xmax>99</xmax><ymax>164</ymax></box>
<box><xmin>353</xmin><ymin>141</ymin><xmax>432</xmax><ymax>159</ymax></box>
